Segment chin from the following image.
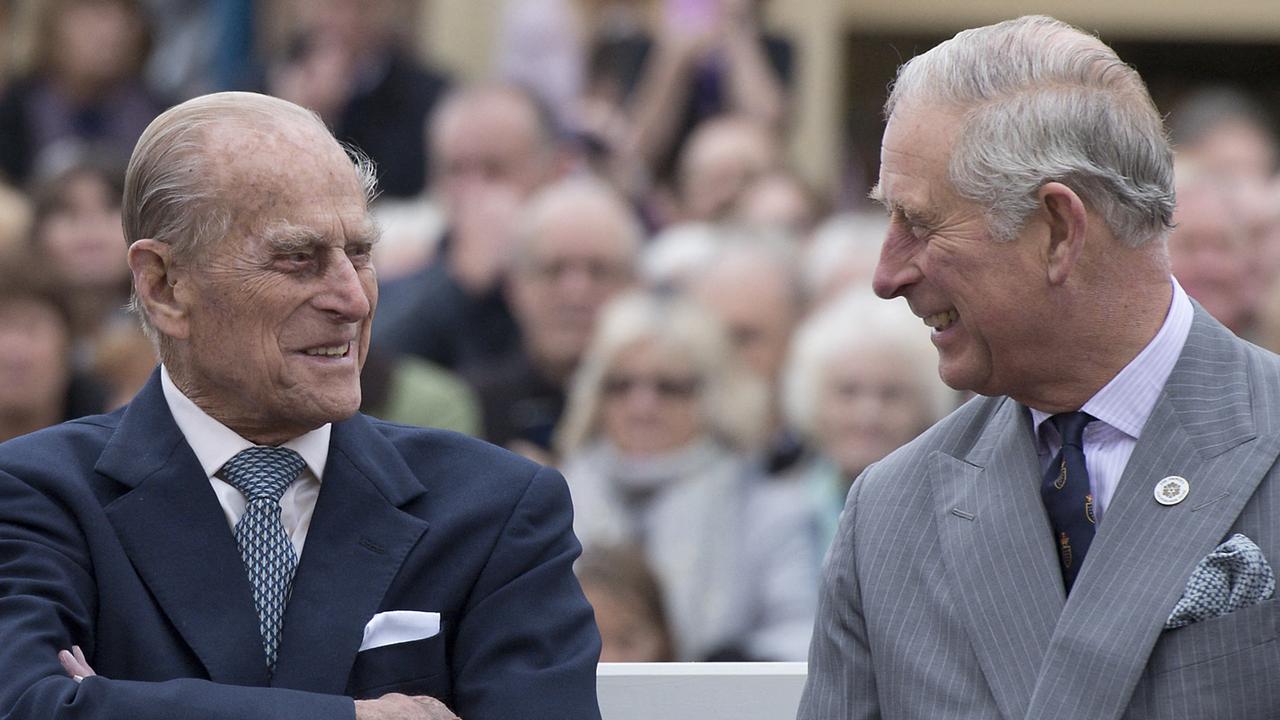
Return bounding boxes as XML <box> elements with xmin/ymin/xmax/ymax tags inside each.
<box><xmin>302</xmin><ymin>390</ymin><xmax>363</xmax><ymax>426</ymax></box>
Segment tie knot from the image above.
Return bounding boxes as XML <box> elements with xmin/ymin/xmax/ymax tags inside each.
<box><xmin>1050</xmin><ymin>411</ymin><xmax>1094</xmax><ymax>449</ymax></box>
<box><xmin>222</xmin><ymin>446</ymin><xmax>304</xmax><ymax>502</ymax></box>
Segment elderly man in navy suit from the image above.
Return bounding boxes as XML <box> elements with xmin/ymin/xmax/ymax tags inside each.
<box><xmin>0</xmin><ymin>92</ymin><xmax>601</xmax><ymax>720</ymax></box>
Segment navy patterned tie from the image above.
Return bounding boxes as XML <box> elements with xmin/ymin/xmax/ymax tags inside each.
<box><xmin>1041</xmin><ymin>412</ymin><xmax>1096</xmax><ymax>594</ymax></box>
<box><xmin>221</xmin><ymin>446</ymin><xmax>305</xmax><ymax>671</ymax></box>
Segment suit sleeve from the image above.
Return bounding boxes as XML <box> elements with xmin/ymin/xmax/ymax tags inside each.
<box><xmin>0</xmin><ymin>468</ymin><xmax>356</xmax><ymax>720</ymax></box>
<box><xmin>450</xmin><ymin>465</ymin><xmax>602</xmax><ymax>720</ymax></box>
<box><xmin>796</xmin><ymin>470</ymin><xmax>881</xmax><ymax>720</ymax></box>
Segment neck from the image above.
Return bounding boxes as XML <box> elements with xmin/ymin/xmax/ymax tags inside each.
<box><xmin>1016</xmin><ymin>266</ymin><xmax>1173</xmax><ymax>414</ymax></box>
<box><xmin>165</xmin><ymin>361</ymin><xmax>305</xmax><ymax>446</ymax></box>
<box><xmin>529</xmin><ymin>348</ymin><xmax>577</xmax><ymax>388</ymax></box>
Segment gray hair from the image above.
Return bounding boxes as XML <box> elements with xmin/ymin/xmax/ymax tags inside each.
<box><xmin>782</xmin><ymin>289</ymin><xmax>955</xmax><ymax>441</ymax></box>
<box><xmin>124</xmin><ymin>92</ymin><xmax>377</xmax><ymax>345</ymax></box>
<box><xmin>887</xmin><ymin>15</ymin><xmax>1175</xmax><ymax>247</ymax></box>
<box><xmin>510</xmin><ymin>174</ymin><xmax>644</xmax><ymax>270</ymax></box>
<box><xmin>555</xmin><ymin>290</ymin><xmax>770</xmax><ymax>457</ymax></box>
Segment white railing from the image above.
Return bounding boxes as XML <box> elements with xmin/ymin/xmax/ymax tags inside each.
<box><xmin>597</xmin><ymin>662</ymin><xmax>807</xmax><ymax>720</ymax></box>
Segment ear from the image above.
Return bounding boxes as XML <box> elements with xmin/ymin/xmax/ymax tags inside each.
<box><xmin>1038</xmin><ymin>182</ymin><xmax>1088</xmax><ymax>286</ymax></box>
<box><xmin>128</xmin><ymin>239</ymin><xmax>191</xmax><ymax>340</ymax></box>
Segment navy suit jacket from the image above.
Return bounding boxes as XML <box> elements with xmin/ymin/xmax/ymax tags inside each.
<box><xmin>0</xmin><ymin>373</ymin><xmax>602</xmax><ymax>719</ymax></box>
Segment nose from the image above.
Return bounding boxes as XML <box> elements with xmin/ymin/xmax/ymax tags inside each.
<box><xmin>557</xmin><ymin>264</ymin><xmax>602</xmax><ymax>303</ymax></box>
<box><xmin>316</xmin><ymin>252</ymin><xmax>373</xmax><ymax>322</ymax></box>
<box><xmin>871</xmin><ymin>235</ymin><xmax>923</xmax><ymax>299</ymax></box>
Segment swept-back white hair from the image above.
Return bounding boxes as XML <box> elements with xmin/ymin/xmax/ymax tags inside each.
<box><xmin>888</xmin><ymin>15</ymin><xmax>1175</xmax><ymax>247</ymax></box>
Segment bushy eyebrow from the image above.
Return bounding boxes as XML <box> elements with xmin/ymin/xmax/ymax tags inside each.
<box><xmin>260</xmin><ymin>218</ymin><xmax>383</xmax><ymax>253</ymax></box>
<box><xmin>868</xmin><ymin>185</ymin><xmax>936</xmax><ymax>227</ymax></box>
<box><xmin>348</xmin><ymin>218</ymin><xmax>383</xmax><ymax>249</ymax></box>
<box><xmin>868</xmin><ymin>183</ymin><xmax>886</xmax><ymax>207</ymax></box>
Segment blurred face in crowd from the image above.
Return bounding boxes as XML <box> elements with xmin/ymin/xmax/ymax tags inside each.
<box><xmin>1168</xmin><ymin>185</ymin><xmax>1254</xmax><ymax>333</ymax></box>
<box><xmin>306</xmin><ymin>0</ymin><xmax>396</xmax><ymax>56</ymax></box>
<box><xmin>508</xmin><ymin>193</ymin><xmax>637</xmax><ymax>381</ymax></box>
<box><xmin>582</xmin><ymin>579</ymin><xmax>671</xmax><ymax>663</ymax></box>
<box><xmin>692</xmin><ymin>256</ymin><xmax>797</xmax><ymax>384</ymax></box>
<box><xmin>815</xmin><ymin>345</ymin><xmax>932</xmax><ymax>478</ymax></box>
<box><xmin>37</xmin><ymin>171</ymin><xmax>128</xmax><ymax>290</ymax></box>
<box><xmin>50</xmin><ymin>0</ymin><xmax>145</xmax><ymax>87</ymax></box>
<box><xmin>734</xmin><ymin>172</ymin><xmax>817</xmax><ymax>239</ymax></box>
<box><xmin>872</xmin><ymin>103</ymin><xmax>1051</xmax><ymax>398</ymax></box>
<box><xmin>431</xmin><ymin>90</ymin><xmax>557</xmax><ymax>217</ymax></box>
<box><xmin>0</xmin><ymin>298</ymin><xmax>70</xmax><ymax>426</ymax></box>
<box><xmin>1181</xmin><ymin>120</ymin><xmax>1278</xmax><ymax>184</ymax></box>
<box><xmin>159</xmin><ymin>120</ymin><xmax>378</xmax><ymax>444</ymax></box>
<box><xmin>680</xmin><ymin>119</ymin><xmax>779</xmax><ymax>222</ymax></box>
<box><xmin>601</xmin><ymin>339</ymin><xmax>704</xmax><ymax>456</ymax></box>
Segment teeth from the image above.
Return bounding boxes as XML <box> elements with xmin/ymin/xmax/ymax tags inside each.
<box><xmin>923</xmin><ymin>310</ymin><xmax>959</xmax><ymax>332</ymax></box>
<box><xmin>304</xmin><ymin>343</ymin><xmax>350</xmax><ymax>357</ymax></box>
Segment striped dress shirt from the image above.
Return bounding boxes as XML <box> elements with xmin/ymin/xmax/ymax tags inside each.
<box><xmin>1030</xmin><ymin>278</ymin><xmax>1193</xmax><ymax>522</ymax></box>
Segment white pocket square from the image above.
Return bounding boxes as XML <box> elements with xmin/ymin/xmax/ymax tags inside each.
<box><xmin>359</xmin><ymin>610</ymin><xmax>441</xmax><ymax>652</ymax></box>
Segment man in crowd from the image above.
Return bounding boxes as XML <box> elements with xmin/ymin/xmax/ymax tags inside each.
<box><xmin>801</xmin><ymin>16</ymin><xmax>1280</xmax><ymax>719</ymax></box>
<box><xmin>373</xmin><ymin>83</ymin><xmax>566</xmax><ymax>372</ymax></box>
<box><xmin>0</xmin><ymin>92</ymin><xmax>600</xmax><ymax>720</ymax></box>
<box><xmin>689</xmin><ymin>239</ymin><xmax>806</xmax><ymax>472</ymax></box>
<box><xmin>469</xmin><ymin>176</ymin><xmax>641</xmax><ymax>458</ymax></box>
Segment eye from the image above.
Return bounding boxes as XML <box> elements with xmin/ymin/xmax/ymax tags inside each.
<box><xmin>346</xmin><ymin>242</ymin><xmax>374</xmax><ymax>263</ymax></box>
<box><xmin>272</xmin><ymin>250</ymin><xmax>316</xmax><ymax>272</ymax></box>
<box><xmin>893</xmin><ymin>209</ymin><xmax>930</xmax><ymax>242</ymax></box>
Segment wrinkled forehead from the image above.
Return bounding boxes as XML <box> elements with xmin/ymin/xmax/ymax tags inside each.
<box><xmin>204</xmin><ymin>119</ymin><xmax>365</xmax><ymax>217</ymax></box>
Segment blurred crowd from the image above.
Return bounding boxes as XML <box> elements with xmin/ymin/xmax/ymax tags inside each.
<box><xmin>2</xmin><ymin>0</ymin><xmax>1280</xmax><ymax>664</ymax></box>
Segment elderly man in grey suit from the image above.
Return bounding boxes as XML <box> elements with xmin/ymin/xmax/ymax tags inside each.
<box><xmin>799</xmin><ymin>15</ymin><xmax>1280</xmax><ymax>720</ymax></box>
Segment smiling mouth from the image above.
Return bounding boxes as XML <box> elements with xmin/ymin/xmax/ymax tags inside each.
<box><xmin>923</xmin><ymin>310</ymin><xmax>959</xmax><ymax>332</ymax></box>
<box><xmin>303</xmin><ymin>343</ymin><xmax>351</xmax><ymax>358</ymax></box>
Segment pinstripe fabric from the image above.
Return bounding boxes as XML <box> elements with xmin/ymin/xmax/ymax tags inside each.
<box><xmin>798</xmin><ymin>304</ymin><xmax>1280</xmax><ymax>720</ymax></box>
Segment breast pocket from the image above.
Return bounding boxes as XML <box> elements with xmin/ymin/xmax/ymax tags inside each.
<box><xmin>1128</xmin><ymin>598</ymin><xmax>1280</xmax><ymax>719</ymax></box>
<box><xmin>347</xmin><ymin>631</ymin><xmax>452</xmax><ymax>702</ymax></box>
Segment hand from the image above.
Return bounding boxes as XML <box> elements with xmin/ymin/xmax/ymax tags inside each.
<box><xmin>354</xmin><ymin>693</ymin><xmax>460</xmax><ymax>720</ymax></box>
<box><xmin>447</xmin><ymin>183</ymin><xmax>523</xmax><ymax>294</ymax></box>
<box><xmin>58</xmin><ymin>645</ymin><xmax>96</xmax><ymax>682</ymax></box>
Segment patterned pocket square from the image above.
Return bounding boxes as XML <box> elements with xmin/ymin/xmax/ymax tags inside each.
<box><xmin>1165</xmin><ymin>533</ymin><xmax>1275</xmax><ymax>630</ymax></box>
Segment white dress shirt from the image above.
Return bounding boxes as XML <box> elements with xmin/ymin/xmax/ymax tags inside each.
<box><xmin>1031</xmin><ymin>278</ymin><xmax>1194</xmax><ymax>523</ymax></box>
<box><xmin>160</xmin><ymin>365</ymin><xmax>330</xmax><ymax>556</ymax></box>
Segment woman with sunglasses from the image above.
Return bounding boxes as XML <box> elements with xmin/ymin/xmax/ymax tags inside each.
<box><xmin>556</xmin><ymin>289</ymin><xmax>817</xmax><ymax>662</ymax></box>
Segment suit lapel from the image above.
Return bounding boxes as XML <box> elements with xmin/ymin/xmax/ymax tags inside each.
<box><xmin>1024</xmin><ymin>309</ymin><xmax>1280</xmax><ymax>719</ymax></box>
<box><xmin>269</xmin><ymin>414</ymin><xmax>430</xmax><ymax>693</ymax></box>
<box><xmin>933</xmin><ymin>397</ymin><xmax>1064</xmax><ymax>720</ymax></box>
<box><xmin>98</xmin><ymin>373</ymin><xmax>269</xmax><ymax>686</ymax></box>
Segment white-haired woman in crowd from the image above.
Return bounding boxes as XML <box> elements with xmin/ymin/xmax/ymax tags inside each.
<box><xmin>556</xmin><ymin>289</ymin><xmax>818</xmax><ymax>662</ymax></box>
<box><xmin>784</xmin><ymin>289</ymin><xmax>957</xmax><ymax>554</ymax></box>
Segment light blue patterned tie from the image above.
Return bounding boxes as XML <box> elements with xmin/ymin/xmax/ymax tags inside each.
<box><xmin>221</xmin><ymin>446</ymin><xmax>305</xmax><ymax>671</ymax></box>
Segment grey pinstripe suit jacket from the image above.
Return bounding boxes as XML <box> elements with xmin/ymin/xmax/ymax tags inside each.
<box><xmin>799</xmin><ymin>306</ymin><xmax>1280</xmax><ymax>720</ymax></box>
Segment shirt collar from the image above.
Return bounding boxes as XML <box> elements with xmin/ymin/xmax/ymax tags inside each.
<box><xmin>1031</xmin><ymin>277</ymin><xmax>1194</xmax><ymax>442</ymax></box>
<box><xmin>160</xmin><ymin>364</ymin><xmax>331</xmax><ymax>481</ymax></box>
